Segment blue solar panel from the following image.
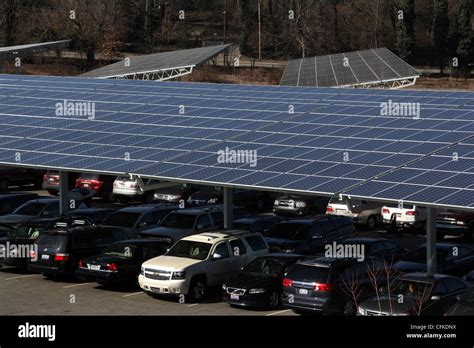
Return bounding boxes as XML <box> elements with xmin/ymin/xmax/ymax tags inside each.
<box><xmin>0</xmin><ymin>74</ymin><xmax>473</xmax><ymax>209</ymax></box>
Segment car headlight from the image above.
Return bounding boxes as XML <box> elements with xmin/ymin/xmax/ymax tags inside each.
<box><xmin>249</xmin><ymin>288</ymin><xmax>266</xmax><ymax>294</ymax></box>
<box><xmin>168</xmin><ymin>195</ymin><xmax>181</xmax><ymax>200</ymax></box>
<box><xmin>171</xmin><ymin>271</ymin><xmax>186</xmax><ymax>280</ymax></box>
<box><xmin>222</xmin><ymin>284</ymin><xmax>227</xmax><ymax>290</ymax></box>
<box><xmin>456</xmin><ymin>221</ymin><xmax>465</xmax><ymax>226</ymax></box>
<box><xmin>284</xmin><ymin>248</ymin><xmax>296</xmax><ymax>253</ymax></box>
<box><xmin>208</xmin><ymin>198</ymin><xmax>218</xmax><ymax>204</ymax></box>
<box><xmin>295</xmin><ymin>201</ymin><xmax>306</xmax><ymax>208</ymax></box>
<box><xmin>274</xmin><ymin>200</ymin><xmax>279</xmax><ymax>205</ymax></box>
<box><xmin>358</xmin><ymin>307</ymin><xmax>365</xmax><ymax>316</ymax></box>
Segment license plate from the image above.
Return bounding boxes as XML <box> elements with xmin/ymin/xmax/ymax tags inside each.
<box><xmin>88</xmin><ymin>264</ymin><xmax>101</xmax><ymax>271</ymax></box>
<box><xmin>230</xmin><ymin>294</ymin><xmax>240</xmax><ymax>301</ymax></box>
<box><xmin>41</xmin><ymin>254</ymin><xmax>50</xmax><ymax>260</ymax></box>
<box><xmin>83</xmin><ymin>183</ymin><xmax>90</xmax><ymax>187</ymax></box>
<box><xmin>299</xmin><ymin>288</ymin><xmax>309</xmax><ymax>295</ymax></box>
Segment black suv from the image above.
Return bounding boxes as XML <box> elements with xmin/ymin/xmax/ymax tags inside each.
<box><xmin>282</xmin><ymin>256</ymin><xmax>386</xmax><ymax>315</ymax></box>
<box><xmin>28</xmin><ymin>225</ymin><xmax>133</xmax><ymax>277</ymax></box>
<box><xmin>0</xmin><ymin>166</ymin><xmax>44</xmax><ymax>191</ymax></box>
<box><xmin>233</xmin><ymin>216</ymin><xmax>284</xmax><ymax>235</ymax></box>
<box><xmin>264</xmin><ymin>216</ymin><xmax>355</xmax><ymax>254</ymax></box>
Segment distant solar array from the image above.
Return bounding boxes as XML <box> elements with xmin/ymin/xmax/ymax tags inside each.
<box><xmin>0</xmin><ymin>40</ymin><xmax>71</xmax><ymax>59</ymax></box>
<box><xmin>280</xmin><ymin>48</ymin><xmax>420</xmax><ymax>89</ymax></box>
<box><xmin>80</xmin><ymin>44</ymin><xmax>232</xmax><ymax>80</ymax></box>
<box><xmin>0</xmin><ymin>74</ymin><xmax>472</xmax><ymax>210</ymax></box>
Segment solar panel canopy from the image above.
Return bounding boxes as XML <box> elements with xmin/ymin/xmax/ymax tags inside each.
<box><xmin>0</xmin><ymin>74</ymin><xmax>473</xmax><ymax>211</ymax></box>
<box><xmin>0</xmin><ymin>40</ymin><xmax>71</xmax><ymax>59</ymax></box>
<box><xmin>280</xmin><ymin>48</ymin><xmax>420</xmax><ymax>89</ymax></box>
<box><xmin>80</xmin><ymin>44</ymin><xmax>232</xmax><ymax>79</ymax></box>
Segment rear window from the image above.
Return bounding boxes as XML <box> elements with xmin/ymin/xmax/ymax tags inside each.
<box><xmin>245</xmin><ymin>235</ymin><xmax>267</xmax><ymax>251</ymax></box>
<box><xmin>384</xmin><ymin>204</ymin><xmax>415</xmax><ymax>209</ymax></box>
<box><xmin>103</xmin><ymin>212</ymin><xmax>141</xmax><ymax>228</ymax></box>
<box><xmin>37</xmin><ymin>234</ymin><xmax>66</xmax><ymax>249</ymax></box>
<box><xmin>15</xmin><ymin>202</ymin><xmax>46</xmax><ymax>216</ymax></box>
<box><xmin>288</xmin><ymin>264</ymin><xmax>330</xmax><ymax>283</ymax></box>
<box><xmin>267</xmin><ymin>223</ymin><xmax>311</xmax><ymax>241</ymax></box>
<box><xmin>79</xmin><ymin>173</ymin><xmax>99</xmax><ymax>180</ymax></box>
<box><xmin>116</xmin><ymin>176</ymin><xmax>135</xmax><ymax>182</ymax></box>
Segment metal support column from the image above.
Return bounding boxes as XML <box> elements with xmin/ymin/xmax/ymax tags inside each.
<box><xmin>426</xmin><ymin>207</ymin><xmax>437</xmax><ymax>276</ymax></box>
<box><xmin>223</xmin><ymin>187</ymin><xmax>233</xmax><ymax>229</ymax></box>
<box><xmin>59</xmin><ymin>171</ymin><xmax>69</xmax><ymax>215</ymax></box>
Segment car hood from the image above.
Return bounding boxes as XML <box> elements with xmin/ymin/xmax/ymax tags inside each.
<box><xmin>394</xmin><ymin>261</ymin><xmax>428</xmax><ymax>273</ymax></box>
<box><xmin>0</xmin><ymin>214</ymin><xmax>35</xmax><ymax>224</ymax></box>
<box><xmin>226</xmin><ymin>273</ymin><xmax>277</xmax><ymax>289</ymax></box>
<box><xmin>143</xmin><ymin>255</ymin><xmax>202</xmax><ymax>271</ymax></box>
<box><xmin>360</xmin><ymin>295</ymin><xmax>417</xmax><ymax>315</ymax></box>
<box><xmin>141</xmin><ymin>226</ymin><xmax>191</xmax><ymax>237</ymax></box>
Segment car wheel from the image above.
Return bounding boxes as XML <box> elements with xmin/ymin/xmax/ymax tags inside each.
<box><xmin>342</xmin><ymin>302</ymin><xmax>356</xmax><ymax>316</ymax></box>
<box><xmin>268</xmin><ymin>291</ymin><xmax>280</xmax><ymax>309</ymax></box>
<box><xmin>366</xmin><ymin>215</ymin><xmax>377</xmax><ymax>230</ymax></box>
<box><xmin>0</xmin><ymin>180</ymin><xmax>8</xmax><ymax>191</ymax></box>
<box><xmin>188</xmin><ymin>277</ymin><xmax>206</xmax><ymax>302</ymax></box>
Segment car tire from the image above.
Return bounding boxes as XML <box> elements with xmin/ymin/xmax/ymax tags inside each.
<box><xmin>267</xmin><ymin>291</ymin><xmax>280</xmax><ymax>309</ymax></box>
<box><xmin>366</xmin><ymin>215</ymin><xmax>377</xmax><ymax>230</ymax></box>
<box><xmin>0</xmin><ymin>180</ymin><xmax>8</xmax><ymax>191</ymax></box>
<box><xmin>187</xmin><ymin>276</ymin><xmax>207</xmax><ymax>302</ymax></box>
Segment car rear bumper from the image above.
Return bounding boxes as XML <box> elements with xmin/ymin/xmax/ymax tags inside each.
<box><xmin>76</xmin><ymin>268</ymin><xmax>129</xmax><ymax>284</ymax></box>
<box><xmin>28</xmin><ymin>263</ymin><xmax>69</xmax><ymax>275</ymax></box>
<box><xmin>273</xmin><ymin>206</ymin><xmax>307</xmax><ymax>215</ymax></box>
<box><xmin>222</xmin><ymin>292</ymin><xmax>268</xmax><ymax>308</ymax></box>
<box><xmin>436</xmin><ymin>224</ymin><xmax>468</xmax><ymax>236</ymax></box>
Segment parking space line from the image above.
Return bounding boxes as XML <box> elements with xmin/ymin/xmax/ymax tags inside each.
<box><xmin>122</xmin><ymin>292</ymin><xmax>144</xmax><ymax>298</ymax></box>
<box><xmin>265</xmin><ymin>309</ymin><xmax>292</xmax><ymax>316</ymax></box>
<box><xmin>4</xmin><ymin>274</ymin><xmax>39</xmax><ymax>281</ymax></box>
<box><xmin>63</xmin><ymin>283</ymin><xmax>90</xmax><ymax>289</ymax></box>
<box><xmin>187</xmin><ymin>303</ymin><xmax>199</xmax><ymax>307</ymax></box>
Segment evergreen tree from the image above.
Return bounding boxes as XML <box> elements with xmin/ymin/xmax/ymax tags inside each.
<box><xmin>432</xmin><ymin>0</ymin><xmax>449</xmax><ymax>75</ymax></box>
<box><xmin>456</xmin><ymin>0</ymin><xmax>473</xmax><ymax>76</ymax></box>
<box><xmin>395</xmin><ymin>0</ymin><xmax>415</xmax><ymax>61</ymax></box>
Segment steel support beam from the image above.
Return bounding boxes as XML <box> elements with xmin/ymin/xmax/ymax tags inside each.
<box><xmin>426</xmin><ymin>207</ymin><xmax>437</xmax><ymax>276</ymax></box>
<box><xmin>59</xmin><ymin>171</ymin><xmax>69</xmax><ymax>215</ymax></box>
<box><xmin>223</xmin><ymin>187</ymin><xmax>233</xmax><ymax>229</ymax></box>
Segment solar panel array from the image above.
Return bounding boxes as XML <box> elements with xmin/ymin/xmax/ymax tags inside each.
<box><xmin>81</xmin><ymin>44</ymin><xmax>232</xmax><ymax>78</ymax></box>
<box><xmin>0</xmin><ymin>74</ymin><xmax>473</xmax><ymax>210</ymax></box>
<box><xmin>280</xmin><ymin>48</ymin><xmax>420</xmax><ymax>88</ymax></box>
<box><xmin>0</xmin><ymin>40</ymin><xmax>71</xmax><ymax>59</ymax></box>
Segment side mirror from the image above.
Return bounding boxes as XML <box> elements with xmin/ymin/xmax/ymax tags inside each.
<box><xmin>312</xmin><ymin>234</ymin><xmax>323</xmax><ymax>239</ymax></box>
<box><xmin>211</xmin><ymin>253</ymin><xmax>222</xmax><ymax>261</ymax></box>
<box><xmin>430</xmin><ymin>295</ymin><xmax>441</xmax><ymax>301</ymax></box>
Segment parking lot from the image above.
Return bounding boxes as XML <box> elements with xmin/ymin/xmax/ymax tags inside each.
<box><xmin>2</xmin><ymin>188</ymin><xmax>471</xmax><ymax>316</ymax></box>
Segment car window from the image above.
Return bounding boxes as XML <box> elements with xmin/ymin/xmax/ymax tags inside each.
<box><xmin>444</xmin><ymin>278</ymin><xmax>467</xmax><ymax>294</ymax></box>
<box><xmin>213</xmin><ymin>242</ymin><xmax>230</xmax><ymax>259</ymax></box>
<box><xmin>249</xmin><ymin>223</ymin><xmax>263</xmax><ymax>234</ymax></box>
<box><xmin>141</xmin><ymin>212</ymin><xmax>156</xmax><ymax>226</ymax></box>
<box><xmin>456</xmin><ymin>246</ymin><xmax>474</xmax><ymax>258</ymax></box>
<box><xmin>143</xmin><ymin>244</ymin><xmax>168</xmax><ymax>259</ymax></box>
<box><xmin>112</xmin><ymin>229</ymin><xmax>131</xmax><ymax>241</ymax></box>
<box><xmin>369</xmin><ymin>242</ymin><xmax>385</xmax><ymax>254</ymax></box>
<box><xmin>383</xmin><ymin>241</ymin><xmax>399</xmax><ymax>251</ymax></box>
<box><xmin>230</xmin><ymin>239</ymin><xmax>247</xmax><ymax>256</ymax></box>
<box><xmin>197</xmin><ymin>214</ymin><xmax>212</xmax><ymax>229</ymax></box>
<box><xmin>432</xmin><ymin>281</ymin><xmax>448</xmax><ymax>296</ymax></box>
<box><xmin>211</xmin><ymin>212</ymin><xmax>224</xmax><ymax>226</ymax></box>
<box><xmin>152</xmin><ymin>210</ymin><xmax>171</xmax><ymax>225</ymax></box>
<box><xmin>318</xmin><ymin>220</ymin><xmax>337</xmax><ymax>235</ymax></box>
<box><xmin>245</xmin><ymin>235</ymin><xmax>267</xmax><ymax>251</ymax></box>
<box><xmin>95</xmin><ymin>229</ymin><xmax>115</xmax><ymax>245</ymax></box>
<box><xmin>261</xmin><ymin>221</ymin><xmax>276</xmax><ymax>233</ymax></box>
<box><xmin>42</xmin><ymin>203</ymin><xmax>59</xmax><ymax>217</ymax></box>
<box><xmin>72</xmin><ymin>232</ymin><xmax>97</xmax><ymax>249</ymax></box>
<box><xmin>339</xmin><ymin>262</ymin><xmax>368</xmax><ymax>281</ymax></box>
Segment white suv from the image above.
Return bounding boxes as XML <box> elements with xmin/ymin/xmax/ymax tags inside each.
<box><xmin>138</xmin><ymin>231</ymin><xmax>269</xmax><ymax>301</ymax></box>
<box><xmin>326</xmin><ymin>196</ymin><xmax>383</xmax><ymax>230</ymax></box>
<box><xmin>382</xmin><ymin>204</ymin><xmax>427</xmax><ymax>232</ymax></box>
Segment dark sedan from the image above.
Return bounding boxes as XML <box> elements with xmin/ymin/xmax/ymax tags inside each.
<box><xmin>222</xmin><ymin>254</ymin><xmax>301</xmax><ymax>309</ymax></box>
<box><xmin>394</xmin><ymin>243</ymin><xmax>474</xmax><ymax>277</ymax></box>
<box><xmin>341</xmin><ymin>237</ymin><xmax>407</xmax><ymax>262</ymax></box>
<box><xmin>358</xmin><ymin>273</ymin><xmax>470</xmax><ymax>316</ymax></box>
<box><xmin>76</xmin><ymin>239</ymin><xmax>172</xmax><ymax>287</ymax></box>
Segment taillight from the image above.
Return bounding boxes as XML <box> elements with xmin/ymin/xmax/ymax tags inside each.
<box><xmin>282</xmin><ymin>278</ymin><xmax>293</xmax><ymax>287</ymax></box>
<box><xmin>326</xmin><ymin>206</ymin><xmax>334</xmax><ymax>213</ymax></box>
<box><xmin>382</xmin><ymin>208</ymin><xmax>390</xmax><ymax>214</ymax></box>
<box><xmin>130</xmin><ymin>183</ymin><xmax>138</xmax><ymax>188</ymax></box>
<box><xmin>314</xmin><ymin>283</ymin><xmax>333</xmax><ymax>292</ymax></box>
<box><xmin>107</xmin><ymin>263</ymin><xmax>118</xmax><ymax>272</ymax></box>
<box><xmin>43</xmin><ymin>174</ymin><xmax>48</xmax><ymax>181</ymax></box>
<box><xmin>406</xmin><ymin>211</ymin><xmax>418</xmax><ymax>216</ymax></box>
<box><xmin>78</xmin><ymin>260</ymin><xmax>83</xmax><ymax>268</ymax></box>
<box><xmin>30</xmin><ymin>250</ymin><xmax>37</xmax><ymax>259</ymax></box>
<box><xmin>54</xmin><ymin>253</ymin><xmax>70</xmax><ymax>261</ymax></box>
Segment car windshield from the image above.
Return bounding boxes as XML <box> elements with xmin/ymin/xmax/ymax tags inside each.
<box><xmin>383</xmin><ymin>280</ymin><xmax>433</xmax><ymax>298</ymax></box>
<box><xmin>104</xmin><ymin>243</ymin><xmax>137</xmax><ymax>258</ymax></box>
<box><xmin>103</xmin><ymin>212</ymin><xmax>141</xmax><ymax>228</ymax></box>
<box><xmin>232</xmin><ymin>222</ymin><xmax>250</xmax><ymax>231</ymax></box>
<box><xmin>166</xmin><ymin>240</ymin><xmax>211</xmax><ymax>260</ymax></box>
<box><xmin>8</xmin><ymin>224</ymin><xmax>47</xmax><ymax>239</ymax></box>
<box><xmin>160</xmin><ymin>213</ymin><xmax>196</xmax><ymax>229</ymax></box>
<box><xmin>14</xmin><ymin>202</ymin><xmax>46</xmax><ymax>216</ymax></box>
<box><xmin>266</xmin><ymin>223</ymin><xmax>310</xmax><ymax>241</ymax></box>
<box><xmin>459</xmin><ymin>289</ymin><xmax>474</xmax><ymax>305</ymax></box>
<box><xmin>403</xmin><ymin>248</ymin><xmax>449</xmax><ymax>264</ymax></box>
<box><xmin>80</xmin><ymin>173</ymin><xmax>99</xmax><ymax>180</ymax></box>
<box><xmin>244</xmin><ymin>257</ymin><xmax>290</xmax><ymax>277</ymax></box>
